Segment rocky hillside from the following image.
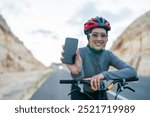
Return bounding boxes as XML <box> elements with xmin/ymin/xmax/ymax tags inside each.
<box><xmin>0</xmin><ymin>15</ymin><xmax>45</xmax><ymax>73</ymax></box>
<box><xmin>111</xmin><ymin>11</ymin><xmax>150</xmax><ymax>76</ymax></box>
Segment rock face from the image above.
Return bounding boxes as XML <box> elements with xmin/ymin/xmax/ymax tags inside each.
<box><xmin>0</xmin><ymin>15</ymin><xmax>45</xmax><ymax>73</ymax></box>
<box><xmin>111</xmin><ymin>11</ymin><xmax>150</xmax><ymax>76</ymax></box>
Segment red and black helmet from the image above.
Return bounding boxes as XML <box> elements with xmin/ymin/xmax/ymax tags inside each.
<box><xmin>84</xmin><ymin>16</ymin><xmax>111</xmax><ymax>35</ymax></box>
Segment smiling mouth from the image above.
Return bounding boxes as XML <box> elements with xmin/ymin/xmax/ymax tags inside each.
<box><xmin>94</xmin><ymin>42</ymin><xmax>103</xmax><ymax>46</ymax></box>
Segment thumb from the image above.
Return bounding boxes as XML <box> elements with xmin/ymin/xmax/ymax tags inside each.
<box><xmin>76</xmin><ymin>49</ymin><xmax>81</xmax><ymax>60</ymax></box>
<box><xmin>75</xmin><ymin>49</ymin><xmax>82</xmax><ymax>67</ymax></box>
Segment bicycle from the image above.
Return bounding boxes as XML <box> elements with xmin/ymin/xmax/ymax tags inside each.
<box><xmin>59</xmin><ymin>77</ymin><xmax>139</xmax><ymax>100</ymax></box>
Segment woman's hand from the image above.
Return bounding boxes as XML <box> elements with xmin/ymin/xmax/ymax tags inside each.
<box><xmin>60</xmin><ymin>45</ymin><xmax>82</xmax><ymax>75</ymax></box>
<box><xmin>85</xmin><ymin>74</ymin><xmax>105</xmax><ymax>91</ymax></box>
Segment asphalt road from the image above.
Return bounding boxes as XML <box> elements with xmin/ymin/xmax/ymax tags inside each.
<box><xmin>31</xmin><ymin>66</ymin><xmax>71</xmax><ymax>100</ymax></box>
<box><xmin>30</xmin><ymin>66</ymin><xmax>150</xmax><ymax>100</ymax></box>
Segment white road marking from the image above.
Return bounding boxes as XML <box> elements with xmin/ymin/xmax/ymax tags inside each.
<box><xmin>108</xmin><ymin>90</ymin><xmax>129</xmax><ymax>100</ymax></box>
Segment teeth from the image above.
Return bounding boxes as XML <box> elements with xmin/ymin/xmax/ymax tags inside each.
<box><xmin>94</xmin><ymin>42</ymin><xmax>103</xmax><ymax>46</ymax></box>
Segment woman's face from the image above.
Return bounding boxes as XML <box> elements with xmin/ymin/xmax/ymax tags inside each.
<box><xmin>89</xmin><ymin>28</ymin><xmax>108</xmax><ymax>50</ymax></box>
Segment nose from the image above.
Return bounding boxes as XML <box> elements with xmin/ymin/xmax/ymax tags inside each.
<box><xmin>96</xmin><ymin>36</ymin><xmax>103</xmax><ymax>40</ymax></box>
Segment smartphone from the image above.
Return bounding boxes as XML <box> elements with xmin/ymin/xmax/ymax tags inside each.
<box><xmin>62</xmin><ymin>37</ymin><xmax>78</xmax><ymax>64</ymax></box>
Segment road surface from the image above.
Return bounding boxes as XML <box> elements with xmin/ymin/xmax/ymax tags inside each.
<box><xmin>31</xmin><ymin>65</ymin><xmax>150</xmax><ymax>100</ymax></box>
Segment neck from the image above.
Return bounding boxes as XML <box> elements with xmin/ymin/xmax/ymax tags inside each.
<box><xmin>87</xmin><ymin>45</ymin><xmax>104</xmax><ymax>54</ymax></box>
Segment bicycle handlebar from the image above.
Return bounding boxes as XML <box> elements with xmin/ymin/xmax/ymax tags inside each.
<box><xmin>60</xmin><ymin>77</ymin><xmax>139</xmax><ymax>84</ymax></box>
<box><xmin>59</xmin><ymin>77</ymin><xmax>139</xmax><ymax>100</ymax></box>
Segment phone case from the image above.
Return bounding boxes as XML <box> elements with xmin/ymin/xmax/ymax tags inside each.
<box><xmin>62</xmin><ymin>37</ymin><xmax>78</xmax><ymax>64</ymax></box>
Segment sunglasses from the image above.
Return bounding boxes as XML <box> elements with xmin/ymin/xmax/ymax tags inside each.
<box><xmin>89</xmin><ymin>33</ymin><xmax>108</xmax><ymax>39</ymax></box>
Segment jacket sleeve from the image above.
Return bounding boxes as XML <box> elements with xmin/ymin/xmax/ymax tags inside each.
<box><xmin>71</xmin><ymin>70</ymin><xmax>84</xmax><ymax>81</ymax></box>
<box><xmin>102</xmin><ymin>51</ymin><xmax>137</xmax><ymax>80</ymax></box>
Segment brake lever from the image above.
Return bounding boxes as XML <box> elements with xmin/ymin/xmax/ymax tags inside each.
<box><xmin>124</xmin><ymin>86</ymin><xmax>135</xmax><ymax>92</ymax></box>
<box><xmin>121</xmin><ymin>81</ymin><xmax>135</xmax><ymax>92</ymax></box>
<box><xmin>115</xmin><ymin>88</ymin><xmax>122</xmax><ymax>100</ymax></box>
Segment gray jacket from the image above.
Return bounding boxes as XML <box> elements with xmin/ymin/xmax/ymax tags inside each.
<box><xmin>71</xmin><ymin>46</ymin><xmax>137</xmax><ymax>92</ymax></box>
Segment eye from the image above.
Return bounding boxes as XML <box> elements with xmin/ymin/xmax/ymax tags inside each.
<box><xmin>91</xmin><ymin>33</ymin><xmax>98</xmax><ymax>38</ymax></box>
<box><xmin>100</xmin><ymin>33</ymin><xmax>108</xmax><ymax>38</ymax></box>
<box><xmin>92</xmin><ymin>33</ymin><xmax>98</xmax><ymax>38</ymax></box>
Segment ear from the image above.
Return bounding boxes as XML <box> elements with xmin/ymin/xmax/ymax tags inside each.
<box><xmin>105</xmin><ymin>38</ymin><xmax>108</xmax><ymax>43</ymax></box>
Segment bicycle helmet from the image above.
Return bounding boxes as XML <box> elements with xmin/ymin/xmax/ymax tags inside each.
<box><xmin>84</xmin><ymin>16</ymin><xmax>111</xmax><ymax>35</ymax></box>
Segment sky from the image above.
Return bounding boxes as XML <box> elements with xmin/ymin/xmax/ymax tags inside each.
<box><xmin>0</xmin><ymin>0</ymin><xmax>150</xmax><ymax>66</ymax></box>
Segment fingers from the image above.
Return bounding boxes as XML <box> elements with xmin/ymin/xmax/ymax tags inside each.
<box><xmin>60</xmin><ymin>52</ymin><xmax>64</xmax><ymax>61</ymax></box>
<box><xmin>62</xmin><ymin>44</ymin><xmax>64</xmax><ymax>49</ymax></box>
<box><xmin>60</xmin><ymin>45</ymin><xmax>65</xmax><ymax>61</ymax></box>
<box><xmin>90</xmin><ymin>78</ymin><xmax>97</xmax><ymax>91</ymax></box>
<box><xmin>76</xmin><ymin>49</ymin><xmax>82</xmax><ymax>64</ymax></box>
<box><xmin>76</xmin><ymin>49</ymin><xmax>80</xmax><ymax>60</ymax></box>
<box><xmin>84</xmin><ymin>78</ymin><xmax>96</xmax><ymax>91</ymax></box>
<box><xmin>90</xmin><ymin>77</ymin><xmax>101</xmax><ymax>91</ymax></box>
<box><xmin>97</xmin><ymin>79</ymin><xmax>100</xmax><ymax>89</ymax></box>
<box><xmin>84</xmin><ymin>77</ymin><xmax>99</xmax><ymax>91</ymax></box>
<box><xmin>60</xmin><ymin>56</ymin><xmax>64</xmax><ymax>61</ymax></box>
<box><xmin>76</xmin><ymin>49</ymin><xmax>79</xmax><ymax>55</ymax></box>
<box><xmin>61</xmin><ymin>51</ymin><xmax>64</xmax><ymax>57</ymax></box>
<box><xmin>84</xmin><ymin>78</ymin><xmax>92</xmax><ymax>80</ymax></box>
<box><xmin>61</xmin><ymin>45</ymin><xmax>65</xmax><ymax>56</ymax></box>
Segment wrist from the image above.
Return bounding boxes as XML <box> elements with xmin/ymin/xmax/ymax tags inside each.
<box><xmin>71</xmin><ymin>68</ymin><xmax>81</xmax><ymax>75</ymax></box>
<box><xmin>74</xmin><ymin>65</ymin><xmax>82</xmax><ymax>75</ymax></box>
<box><xmin>99</xmin><ymin>73</ymin><xmax>105</xmax><ymax>80</ymax></box>
<box><xmin>72</xmin><ymin>71</ymin><xmax>80</xmax><ymax>75</ymax></box>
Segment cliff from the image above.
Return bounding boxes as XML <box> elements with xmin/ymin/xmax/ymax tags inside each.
<box><xmin>0</xmin><ymin>15</ymin><xmax>50</xmax><ymax>99</ymax></box>
<box><xmin>0</xmin><ymin>15</ymin><xmax>45</xmax><ymax>73</ymax></box>
<box><xmin>111</xmin><ymin>11</ymin><xmax>150</xmax><ymax>76</ymax></box>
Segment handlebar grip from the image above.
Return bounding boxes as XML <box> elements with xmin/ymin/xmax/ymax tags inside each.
<box><xmin>125</xmin><ymin>77</ymin><xmax>139</xmax><ymax>82</ymax></box>
<box><xmin>59</xmin><ymin>80</ymin><xmax>77</xmax><ymax>84</ymax></box>
<box><xmin>59</xmin><ymin>80</ymin><xmax>90</xmax><ymax>85</ymax></box>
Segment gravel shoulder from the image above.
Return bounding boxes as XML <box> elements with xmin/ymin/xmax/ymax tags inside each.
<box><xmin>0</xmin><ymin>68</ymin><xmax>52</xmax><ymax>100</ymax></box>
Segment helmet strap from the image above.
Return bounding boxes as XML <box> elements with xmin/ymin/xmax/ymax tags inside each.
<box><xmin>87</xmin><ymin>35</ymin><xmax>90</xmax><ymax>40</ymax></box>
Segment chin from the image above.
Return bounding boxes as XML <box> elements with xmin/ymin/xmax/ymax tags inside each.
<box><xmin>94</xmin><ymin>46</ymin><xmax>103</xmax><ymax>50</ymax></box>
